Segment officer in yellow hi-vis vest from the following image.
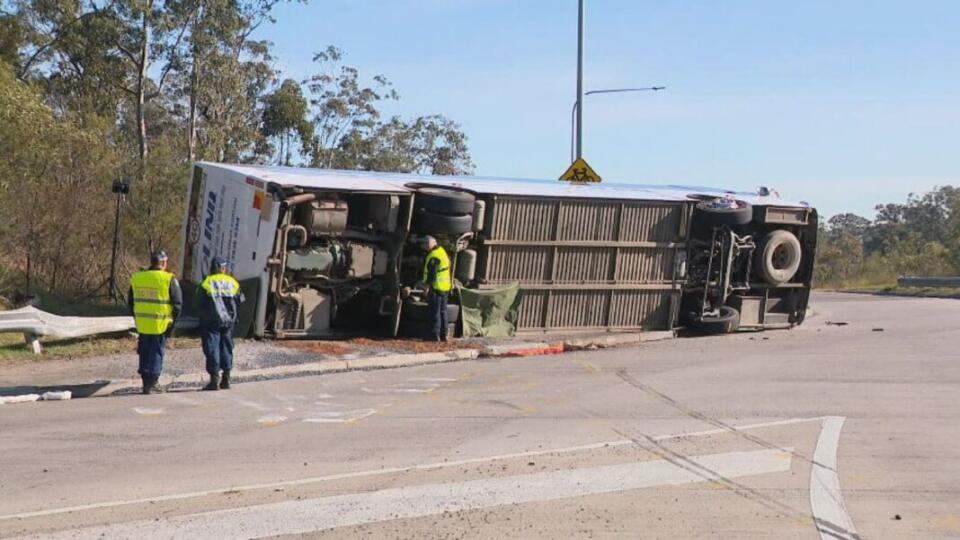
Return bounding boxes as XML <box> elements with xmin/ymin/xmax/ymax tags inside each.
<box><xmin>198</xmin><ymin>257</ymin><xmax>245</xmax><ymax>390</ymax></box>
<box><xmin>128</xmin><ymin>250</ymin><xmax>183</xmax><ymax>394</ymax></box>
<box><xmin>420</xmin><ymin>236</ymin><xmax>452</xmax><ymax>341</ymax></box>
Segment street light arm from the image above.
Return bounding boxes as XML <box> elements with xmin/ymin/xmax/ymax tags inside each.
<box><xmin>585</xmin><ymin>86</ymin><xmax>666</xmax><ymax>96</ymax></box>
<box><xmin>570</xmin><ymin>86</ymin><xmax>666</xmax><ymax>162</ymax></box>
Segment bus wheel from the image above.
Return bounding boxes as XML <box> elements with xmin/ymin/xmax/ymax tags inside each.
<box><xmin>692</xmin><ymin>199</ymin><xmax>753</xmax><ymax>229</ymax></box>
<box><xmin>412</xmin><ymin>210</ymin><xmax>474</xmax><ymax>234</ymax></box>
<box><xmin>755</xmin><ymin>230</ymin><xmax>802</xmax><ymax>285</ymax></box>
<box><xmin>691</xmin><ymin>306</ymin><xmax>740</xmax><ymax>335</ymax></box>
<box><xmin>415</xmin><ymin>187</ymin><xmax>476</xmax><ymax>215</ymax></box>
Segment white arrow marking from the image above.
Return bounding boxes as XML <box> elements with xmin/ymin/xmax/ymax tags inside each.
<box><xmin>34</xmin><ymin>447</ymin><xmax>793</xmax><ymax>540</ymax></box>
<box><xmin>810</xmin><ymin>416</ymin><xmax>858</xmax><ymax>539</ymax></box>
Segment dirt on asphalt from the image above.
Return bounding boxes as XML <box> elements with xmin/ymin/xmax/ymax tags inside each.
<box><xmin>281</xmin><ymin>337</ymin><xmax>484</xmax><ymax>356</ymax></box>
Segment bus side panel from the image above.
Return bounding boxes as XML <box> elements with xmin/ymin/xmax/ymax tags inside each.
<box><xmin>182</xmin><ymin>165</ymin><xmax>279</xmax><ymax>336</ymax></box>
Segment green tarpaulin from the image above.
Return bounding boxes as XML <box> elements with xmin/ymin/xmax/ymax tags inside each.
<box><xmin>459</xmin><ymin>283</ymin><xmax>523</xmax><ymax>338</ymax></box>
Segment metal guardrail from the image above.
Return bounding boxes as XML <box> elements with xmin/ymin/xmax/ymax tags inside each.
<box><xmin>0</xmin><ymin>306</ymin><xmax>135</xmax><ymax>354</ymax></box>
<box><xmin>897</xmin><ymin>276</ymin><xmax>960</xmax><ymax>288</ymax></box>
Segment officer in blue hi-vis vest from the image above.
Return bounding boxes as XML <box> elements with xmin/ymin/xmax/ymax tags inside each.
<box><xmin>197</xmin><ymin>257</ymin><xmax>245</xmax><ymax>391</ymax></box>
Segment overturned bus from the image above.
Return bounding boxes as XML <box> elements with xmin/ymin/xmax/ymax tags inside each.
<box><xmin>180</xmin><ymin>163</ymin><xmax>817</xmax><ymax>338</ymax></box>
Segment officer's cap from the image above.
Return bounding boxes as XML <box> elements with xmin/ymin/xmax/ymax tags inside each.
<box><xmin>150</xmin><ymin>250</ymin><xmax>168</xmax><ymax>265</ymax></box>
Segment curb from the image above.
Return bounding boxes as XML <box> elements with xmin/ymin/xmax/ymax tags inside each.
<box><xmin>9</xmin><ymin>331</ymin><xmax>670</xmax><ymax>401</ymax></box>
<box><xmin>91</xmin><ymin>349</ymin><xmax>481</xmax><ymax>397</ymax></box>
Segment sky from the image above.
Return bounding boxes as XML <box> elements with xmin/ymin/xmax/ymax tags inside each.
<box><xmin>257</xmin><ymin>0</ymin><xmax>959</xmax><ymax>219</ymax></box>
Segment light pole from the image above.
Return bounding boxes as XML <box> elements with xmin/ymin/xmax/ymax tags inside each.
<box><xmin>107</xmin><ymin>179</ymin><xmax>129</xmax><ymax>303</ymax></box>
<box><xmin>575</xmin><ymin>0</ymin><xmax>585</xmax><ymax>160</ymax></box>
<box><xmin>570</xmin><ymin>86</ymin><xmax>665</xmax><ymax>162</ymax></box>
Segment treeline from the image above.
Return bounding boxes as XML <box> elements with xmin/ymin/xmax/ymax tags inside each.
<box><xmin>815</xmin><ymin>186</ymin><xmax>960</xmax><ymax>288</ymax></box>
<box><xmin>0</xmin><ymin>1</ymin><xmax>472</xmax><ymax>299</ymax></box>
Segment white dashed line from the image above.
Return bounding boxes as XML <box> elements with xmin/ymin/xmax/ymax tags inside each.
<box><xmin>131</xmin><ymin>407</ymin><xmax>164</xmax><ymax>416</ymax></box>
<box><xmin>0</xmin><ymin>416</ymin><xmax>821</xmax><ymax>522</ymax></box>
<box><xmin>256</xmin><ymin>415</ymin><xmax>288</xmax><ymax>426</ymax></box>
<box><xmin>302</xmin><ymin>409</ymin><xmax>378</xmax><ymax>423</ymax></box>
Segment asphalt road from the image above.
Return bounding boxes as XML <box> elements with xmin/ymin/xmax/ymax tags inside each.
<box><xmin>1</xmin><ymin>292</ymin><xmax>958</xmax><ymax>539</ymax></box>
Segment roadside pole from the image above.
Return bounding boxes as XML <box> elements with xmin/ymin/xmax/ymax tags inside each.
<box><xmin>575</xmin><ymin>0</ymin><xmax>584</xmax><ymax>160</ymax></box>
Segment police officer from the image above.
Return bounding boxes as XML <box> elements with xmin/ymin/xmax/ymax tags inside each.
<box><xmin>420</xmin><ymin>236</ymin><xmax>452</xmax><ymax>341</ymax></box>
<box><xmin>129</xmin><ymin>250</ymin><xmax>182</xmax><ymax>394</ymax></box>
<box><xmin>198</xmin><ymin>256</ymin><xmax>244</xmax><ymax>391</ymax></box>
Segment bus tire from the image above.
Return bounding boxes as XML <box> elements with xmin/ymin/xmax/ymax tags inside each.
<box><xmin>412</xmin><ymin>210</ymin><xmax>473</xmax><ymax>234</ymax></box>
<box><xmin>415</xmin><ymin>187</ymin><xmax>476</xmax><ymax>215</ymax></box>
<box><xmin>402</xmin><ymin>299</ymin><xmax>460</xmax><ymax>323</ymax></box>
<box><xmin>403</xmin><ymin>299</ymin><xmax>430</xmax><ymax>321</ymax></box>
<box><xmin>693</xmin><ymin>199</ymin><xmax>753</xmax><ymax>229</ymax></box>
<box><xmin>691</xmin><ymin>306</ymin><xmax>740</xmax><ymax>335</ymax></box>
<box><xmin>755</xmin><ymin>230</ymin><xmax>802</xmax><ymax>285</ymax></box>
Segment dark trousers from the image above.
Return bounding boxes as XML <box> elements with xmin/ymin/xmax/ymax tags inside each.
<box><xmin>201</xmin><ymin>326</ymin><xmax>235</xmax><ymax>374</ymax></box>
<box><xmin>428</xmin><ymin>292</ymin><xmax>449</xmax><ymax>341</ymax></box>
<box><xmin>137</xmin><ymin>334</ymin><xmax>167</xmax><ymax>377</ymax></box>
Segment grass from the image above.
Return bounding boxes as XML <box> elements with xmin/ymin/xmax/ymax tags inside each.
<box><xmin>0</xmin><ymin>332</ymin><xmax>201</xmax><ymax>363</ymax></box>
<box><xmin>0</xmin><ymin>331</ymin><xmax>201</xmax><ymax>363</ymax></box>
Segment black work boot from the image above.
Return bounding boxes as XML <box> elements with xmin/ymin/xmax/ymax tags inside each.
<box><xmin>146</xmin><ymin>376</ymin><xmax>164</xmax><ymax>394</ymax></box>
<box><xmin>141</xmin><ymin>375</ymin><xmax>150</xmax><ymax>395</ymax></box>
<box><xmin>219</xmin><ymin>370</ymin><xmax>231</xmax><ymax>390</ymax></box>
<box><xmin>202</xmin><ymin>373</ymin><xmax>220</xmax><ymax>391</ymax></box>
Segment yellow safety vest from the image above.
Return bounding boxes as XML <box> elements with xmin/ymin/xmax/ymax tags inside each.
<box><xmin>200</xmin><ymin>273</ymin><xmax>241</xmax><ymax>298</ymax></box>
<box><xmin>130</xmin><ymin>270</ymin><xmax>175</xmax><ymax>335</ymax></box>
<box><xmin>422</xmin><ymin>246</ymin><xmax>452</xmax><ymax>293</ymax></box>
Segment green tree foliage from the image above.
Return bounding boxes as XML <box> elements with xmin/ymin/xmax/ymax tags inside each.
<box><xmin>0</xmin><ymin>14</ymin><xmax>24</xmax><ymax>67</ymax></box>
<box><xmin>262</xmin><ymin>78</ymin><xmax>312</xmax><ymax>165</ymax></box>
<box><xmin>815</xmin><ymin>186</ymin><xmax>960</xmax><ymax>288</ymax></box>
<box><xmin>305</xmin><ymin>46</ymin><xmax>473</xmax><ymax>175</ymax></box>
<box><xmin>0</xmin><ymin>64</ymin><xmax>120</xmax><ymax>294</ymax></box>
<box><xmin>0</xmin><ymin>2</ymin><xmax>474</xmax><ymax>302</ymax></box>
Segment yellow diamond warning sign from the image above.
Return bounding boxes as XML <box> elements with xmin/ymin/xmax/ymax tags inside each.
<box><xmin>559</xmin><ymin>158</ymin><xmax>602</xmax><ymax>183</ymax></box>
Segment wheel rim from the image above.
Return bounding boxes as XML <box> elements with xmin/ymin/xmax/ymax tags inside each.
<box><xmin>771</xmin><ymin>244</ymin><xmax>792</xmax><ymax>270</ymax></box>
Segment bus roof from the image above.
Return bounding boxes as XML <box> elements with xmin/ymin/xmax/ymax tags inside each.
<box><xmin>196</xmin><ymin>162</ymin><xmax>810</xmax><ymax>208</ymax></box>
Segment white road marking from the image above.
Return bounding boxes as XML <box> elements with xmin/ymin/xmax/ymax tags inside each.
<box><xmin>162</xmin><ymin>394</ymin><xmax>201</xmax><ymax>406</ymax></box>
<box><xmin>810</xmin><ymin>416</ymin><xmax>858</xmax><ymax>539</ymax></box>
<box><xmin>302</xmin><ymin>409</ymin><xmax>378</xmax><ymax>423</ymax></box>
<box><xmin>131</xmin><ymin>407</ymin><xmax>164</xmax><ymax>416</ymax></box>
<box><xmin>233</xmin><ymin>399</ymin><xmax>270</xmax><ymax>412</ymax></box>
<box><xmin>34</xmin><ymin>448</ymin><xmax>794</xmax><ymax>540</ymax></box>
<box><xmin>361</xmin><ymin>386</ymin><xmax>436</xmax><ymax>394</ymax></box>
<box><xmin>0</xmin><ymin>416</ymin><xmax>821</xmax><ymax>522</ymax></box>
<box><xmin>256</xmin><ymin>415</ymin><xmax>287</xmax><ymax>426</ymax></box>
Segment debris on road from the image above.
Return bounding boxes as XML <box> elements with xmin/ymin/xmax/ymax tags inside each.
<box><xmin>41</xmin><ymin>390</ymin><xmax>72</xmax><ymax>400</ymax></box>
<box><xmin>826</xmin><ymin>321</ymin><xmax>850</xmax><ymax>326</ymax></box>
